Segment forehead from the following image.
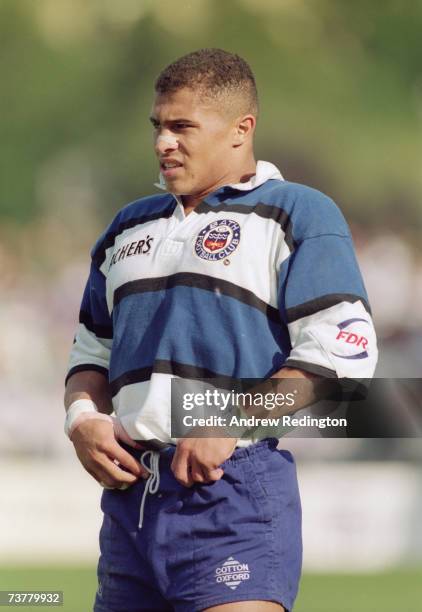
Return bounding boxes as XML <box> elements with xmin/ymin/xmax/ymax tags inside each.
<box><xmin>151</xmin><ymin>87</ymin><xmax>225</xmax><ymax>122</ymax></box>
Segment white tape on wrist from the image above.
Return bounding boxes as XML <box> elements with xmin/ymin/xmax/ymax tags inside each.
<box><xmin>64</xmin><ymin>399</ymin><xmax>112</xmax><ymax>439</ymax></box>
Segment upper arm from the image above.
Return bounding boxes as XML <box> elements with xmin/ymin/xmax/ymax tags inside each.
<box><xmin>277</xmin><ymin>193</ymin><xmax>378</xmax><ymax>380</ymax></box>
<box><xmin>66</xmin><ymin>260</ymin><xmax>113</xmax><ymax>385</ymax></box>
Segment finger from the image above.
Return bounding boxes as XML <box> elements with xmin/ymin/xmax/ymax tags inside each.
<box><xmin>106</xmin><ymin>456</ymin><xmax>140</xmax><ymax>483</ymax></box>
<box><xmin>99</xmin><ymin>481</ymin><xmax>116</xmax><ymax>490</ymax></box>
<box><xmin>108</xmin><ymin>443</ymin><xmax>148</xmax><ymax>478</ymax></box>
<box><xmin>84</xmin><ymin>464</ymin><xmax>103</xmax><ymax>484</ymax></box>
<box><xmin>189</xmin><ymin>458</ymin><xmax>207</xmax><ymax>484</ymax></box>
<box><xmin>193</xmin><ymin>459</ymin><xmax>224</xmax><ymax>483</ymax></box>
<box><xmin>110</xmin><ymin>458</ymin><xmax>148</xmax><ymax>481</ymax></box>
<box><xmin>100</xmin><ymin>481</ymin><xmax>131</xmax><ymax>491</ymax></box>
<box><xmin>171</xmin><ymin>447</ymin><xmax>193</xmax><ymax>487</ymax></box>
<box><xmin>92</xmin><ymin>453</ymin><xmax>140</xmax><ymax>488</ymax></box>
<box><xmin>84</xmin><ymin>462</ymin><xmax>118</xmax><ymax>488</ymax></box>
<box><xmin>204</xmin><ymin>467</ymin><xmax>224</xmax><ymax>482</ymax></box>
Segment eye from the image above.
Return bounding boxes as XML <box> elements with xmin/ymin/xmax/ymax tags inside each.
<box><xmin>173</xmin><ymin>123</ymin><xmax>190</xmax><ymax>130</ymax></box>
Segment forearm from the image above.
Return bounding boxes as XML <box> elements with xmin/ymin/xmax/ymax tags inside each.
<box><xmin>242</xmin><ymin>366</ymin><xmax>329</xmax><ymax>419</ymax></box>
<box><xmin>64</xmin><ymin>370</ymin><xmax>113</xmax><ymax>415</ymax></box>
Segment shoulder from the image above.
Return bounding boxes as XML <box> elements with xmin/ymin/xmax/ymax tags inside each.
<box><xmin>115</xmin><ymin>192</ymin><xmax>175</xmax><ymax>223</ymax></box>
<box><xmin>91</xmin><ymin>193</ymin><xmax>175</xmax><ymax>266</ymax></box>
<box><xmin>258</xmin><ymin>180</ymin><xmax>351</xmax><ymax>242</ymax></box>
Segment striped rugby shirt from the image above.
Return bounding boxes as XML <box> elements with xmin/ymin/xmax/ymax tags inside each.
<box><xmin>66</xmin><ymin>161</ymin><xmax>378</xmax><ymax>443</ymax></box>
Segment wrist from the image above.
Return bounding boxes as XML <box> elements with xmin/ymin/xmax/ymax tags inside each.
<box><xmin>64</xmin><ymin>399</ymin><xmax>112</xmax><ymax>440</ymax></box>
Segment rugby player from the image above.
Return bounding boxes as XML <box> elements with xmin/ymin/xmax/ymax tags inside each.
<box><xmin>64</xmin><ymin>49</ymin><xmax>377</xmax><ymax>611</ymax></box>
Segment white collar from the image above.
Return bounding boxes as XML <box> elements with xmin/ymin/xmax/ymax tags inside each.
<box><xmin>154</xmin><ymin>160</ymin><xmax>284</xmax><ymax>194</ymax></box>
<box><xmin>227</xmin><ymin>160</ymin><xmax>283</xmax><ymax>190</ymax></box>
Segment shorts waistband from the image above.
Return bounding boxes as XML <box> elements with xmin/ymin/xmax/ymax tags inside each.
<box><xmin>223</xmin><ymin>437</ymin><xmax>279</xmax><ymax>465</ymax></box>
<box><xmin>120</xmin><ymin>437</ymin><xmax>278</xmax><ymax>463</ymax></box>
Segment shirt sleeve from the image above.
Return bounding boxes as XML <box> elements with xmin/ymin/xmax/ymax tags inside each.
<box><xmin>65</xmin><ymin>259</ymin><xmax>113</xmax><ymax>385</ymax></box>
<box><xmin>278</xmin><ymin>199</ymin><xmax>378</xmax><ymax>382</ymax></box>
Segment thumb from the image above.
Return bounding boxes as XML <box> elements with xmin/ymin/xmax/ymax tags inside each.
<box><xmin>207</xmin><ymin>467</ymin><xmax>224</xmax><ymax>481</ymax></box>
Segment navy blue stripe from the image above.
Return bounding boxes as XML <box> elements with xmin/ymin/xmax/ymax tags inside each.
<box><xmin>196</xmin><ymin>201</ymin><xmax>295</xmax><ymax>251</ymax></box>
<box><xmin>109</xmin><ymin>288</ymin><xmax>290</xmax><ymax>386</ymax></box>
<box><xmin>65</xmin><ymin>364</ymin><xmax>109</xmax><ymax>386</ymax></box>
<box><xmin>109</xmin><ymin>360</ymin><xmax>237</xmax><ymax>397</ymax></box>
<box><xmin>282</xmin><ymin>361</ymin><xmax>368</xmax><ymax>400</ymax></box>
<box><xmin>113</xmin><ymin>272</ymin><xmax>280</xmax><ymax>323</ymax></box>
<box><xmin>286</xmin><ymin>294</ymin><xmax>371</xmax><ymax>324</ymax></box>
<box><xmin>283</xmin><ymin>359</ymin><xmax>338</xmax><ymax>378</ymax></box>
<box><xmin>79</xmin><ymin>310</ymin><xmax>113</xmax><ymax>340</ymax></box>
<box><xmin>109</xmin><ymin>365</ymin><xmax>152</xmax><ymax>395</ymax></box>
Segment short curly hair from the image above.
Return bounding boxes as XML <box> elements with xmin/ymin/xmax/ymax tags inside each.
<box><xmin>155</xmin><ymin>48</ymin><xmax>258</xmax><ymax>117</ymax></box>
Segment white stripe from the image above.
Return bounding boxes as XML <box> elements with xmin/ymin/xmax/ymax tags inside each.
<box><xmin>104</xmin><ymin>210</ymin><xmax>291</xmax><ymax>312</ymax></box>
<box><xmin>67</xmin><ymin>323</ymin><xmax>111</xmax><ymax>373</ymax></box>
<box><xmin>99</xmin><ymin>216</ymin><xmax>172</xmax><ymax>277</ymax></box>
<box><xmin>113</xmin><ymin>374</ymin><xmax>255</xmax><ymax>445</ymax></box>
<box><xmin>288</xmin><ymin>300</ymin><xmax>378</xmax><ymax>378</ymax></box>
<box><xmin>115</xmin><ymin>374</ymin><xmax>172</xmax><ymax>442</ymax></box>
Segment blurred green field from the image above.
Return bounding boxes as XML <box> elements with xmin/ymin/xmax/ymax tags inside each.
<box><xmin>1</xmin><ymin>566</ymin><xmax>421</xmax><ymax>611</ymax></box>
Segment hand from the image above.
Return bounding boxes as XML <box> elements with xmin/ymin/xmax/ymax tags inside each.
<box><xmin>71</xmin><ymin>419</ymin><xmax>149</xmax><ymax>489</ymax></box>
<box><xmin>171</xmin><ymin>436</ymin><xmax>238</xmax><ymax>487</ymax></box>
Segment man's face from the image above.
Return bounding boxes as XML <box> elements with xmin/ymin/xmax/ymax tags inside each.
<box><xmin>150</xmin><ymin>88</ymin><xmax>237</xmax><ymax>198</ymax></box>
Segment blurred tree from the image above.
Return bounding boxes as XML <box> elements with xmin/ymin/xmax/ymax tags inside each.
<box><xmin>0</xmin><ymin>0</ymin><xmax>421</xmax><ymax>233</ymax></box>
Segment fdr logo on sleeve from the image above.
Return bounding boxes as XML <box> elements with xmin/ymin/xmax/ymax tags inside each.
<box><xmin>332</xmin><ymin>317</ymin><xmax>369</xmax><ymax>359</ymax></box>
<box><xmin>195</xmin><ymin>219</ymin><xmax>241</xmax><ymax>261</ymax></box>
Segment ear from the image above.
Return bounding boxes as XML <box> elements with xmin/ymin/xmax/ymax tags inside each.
<box><xmin>232</xmin><ymin>114</ymin><xmax>256</xmax><ymax>146</ymax></box>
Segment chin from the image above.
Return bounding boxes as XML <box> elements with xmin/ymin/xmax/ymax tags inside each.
<box><xmin>166</xmin><ymin>181</ymin><xmax>194</xmax><ymax>196</ymax></box>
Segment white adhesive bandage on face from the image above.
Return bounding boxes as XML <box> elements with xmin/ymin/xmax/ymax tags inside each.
<box><xmin>157</xmin><ymin>134</ymin><xmax>179</xmax><ymax>148</ymax></box>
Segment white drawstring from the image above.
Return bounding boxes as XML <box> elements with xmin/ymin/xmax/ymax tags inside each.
<box><xmin>138</xmin><ymin>450</ymin><xmax>160</xmax><ymax>529</ymax></box>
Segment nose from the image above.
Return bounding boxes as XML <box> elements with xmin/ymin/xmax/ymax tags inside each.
<box><xmin>155</xmin><ymin>133</ymin><xmax>179</xmax><ymax>155</ymax></box>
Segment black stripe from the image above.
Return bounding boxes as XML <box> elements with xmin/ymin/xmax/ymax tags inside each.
<box><xmin>286</xmin><ymin>294</ymin><xmax>371</xmax><ymax>323</ymax></box>
<box><xmin>154</xmin><ymin>359</ymin><xmax>234</xmax><ymax>382</ymax></box>
<box><xmin>339</xmin><ymin>378</ymin><xmax>370</xmax><ymax>400</ymax></box>
<box><xmin>195</xmin><ymin>201</ymin><xmax>296</xmax><ymax>251</ymax></box>
<box><xmin>113</xmin><ymin>272</ymin><xmax>281</xmax><ymax>323</ymax></box>
<box><xmin>65</xmin><ymin>364</ymin><xmax>109</xmax><ymax>386</ymax></box>
<box><xmin>283</xmin><ymin>359</ymin><xmax>338</xmax><ymax>378</ymax></box>
<box><xmin>283</xmin><ymin>360</ymin><xmax>369</xmax><ymax>399</ymax></box>
<box><xmin>109</xmin><ymin>366</ymin><xmax>153</xmax><ymax>396</ymax></box>
<box><xmin>80</xmin><ymin>311</ymin><xmax>113</xmax><ymax>339</ymax></box>
<box><xmin>92</xmin><ymin>201</ymin><xmax>176</xmax><ymax>267</ymax></box>
<box><xmin>109</xmin><ymin>360</ymin><xmax>235</xmax><ymax>397</ymax></box>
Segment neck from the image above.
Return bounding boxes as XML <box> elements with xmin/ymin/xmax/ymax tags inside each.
<box><xmin>182</xmin><ymin>157</ymin><xmax>257</xmax><ymax>212</ymax></box>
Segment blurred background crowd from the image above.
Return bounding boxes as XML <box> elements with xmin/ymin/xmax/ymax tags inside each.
<box><xmin>1</xmin><ymin>0</ymin><xmax>420</xmax><ymax>459</ymax></box>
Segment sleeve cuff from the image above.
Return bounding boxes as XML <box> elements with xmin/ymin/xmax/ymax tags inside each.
<box><xmin>65</xmin><ymin>364</ymin><xmax>109</xmax><ymax>386</ymax></box>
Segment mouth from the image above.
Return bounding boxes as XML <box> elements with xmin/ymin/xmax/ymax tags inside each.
<box><xmin>160</xmin><ymin>160</ymin><xmax>184</xmax><ymax>178</ymax></box>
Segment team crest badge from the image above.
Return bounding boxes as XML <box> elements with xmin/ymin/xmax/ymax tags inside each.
<box><xmin>195</xmin><ymin>219</ymin><xmax>241</xmax><ymax>261</ymax></box>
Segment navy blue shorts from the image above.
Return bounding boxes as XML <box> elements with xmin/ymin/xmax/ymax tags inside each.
<box><xmin>94</xmin><ymin>438</ymin><xmax>302</xmax><ymax>612</ymax></box>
